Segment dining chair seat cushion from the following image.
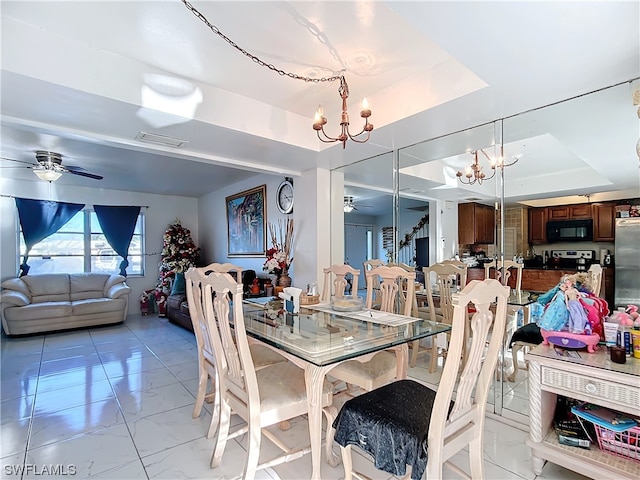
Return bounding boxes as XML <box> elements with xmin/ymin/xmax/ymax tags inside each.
<box><xmin>257</xmin><ymin>361</ymin><xmax>333</xmax><ymax>414</ymax></box>
<box><xmin>250</xmin><ymin>344</ymin><xmax>288</xmax><ymax>369</ymax></box>
<box><xmin>331</xmin><ymin>351</ymin><xmax>397</xmax><ymax>381</ymax></box>
<box><xmin>509</xmin><ymin>322</ymin><xmax>543</xmax><ymax>347</ymax></box>
<box><xmin>333</xmin><ymin>379</ymin><xmax>439</xmax><ymax>480</ymax></box>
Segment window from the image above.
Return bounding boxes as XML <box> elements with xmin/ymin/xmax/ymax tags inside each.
<box><xmin>19</xmin><ymin>210</ymin><xmax>144</xmax><ymax>275</ymax></box>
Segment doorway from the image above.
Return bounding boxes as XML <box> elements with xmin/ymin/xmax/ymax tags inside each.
<box><xmin>344</xmin><ymin>223</ymin><xmax>373</xmax><ymax>293</ymax></box>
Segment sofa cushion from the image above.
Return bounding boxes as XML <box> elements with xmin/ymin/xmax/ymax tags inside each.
<box><xmin>22</xmin><ymin>274</ymin><xmax>70</xmax><ymax>303</ymax></box>
<box><xmin>180</xmin><ymin>300</ymin><xmax>190</xmax><ymax>315</ymax></box>
<box><xmin>72</xmin><ymin>298</ymin><xmax>126</xmax><ymax>316</ymax></box>
<box><xmin>167</xmin><ymin>294</ymin><xmax>186</xmax><ymax>311</ymax></box>
<box><xmin>70</xmin><ymin>273</ymin><xmax>109</xmax><ymax>301</ymax></box>
<box><xmin>4</xmin><ymin>302</ymin><xmax>72</xmax><ymax>321</ymax></box>
<box><xmin>1</xmin><ymin>291</ymin><xmax>30</xmax><ymax>307</ymax></box>
<box><xmin>1</xmin><ymin>278</ymin><xmax>31</xmax><ymax>299</ymax></box>
<box><xmin>171</xmin><ymin>272</ymin><xmax>186</xmax><ymax>296</ymax></box>
<box><xmin>103</xmin><ymin>274</ymin><xmax>126</xmax><ymax>293</ymax></box>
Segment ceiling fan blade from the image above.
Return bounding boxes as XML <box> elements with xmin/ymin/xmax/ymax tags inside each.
<box><xmin>0</xmin><ymin>156</ymin><xmax>36</xmax><ymax>166</ymax></box>
<box><xmin>0</xmin><ymin>165</ymin><xmax>32</xmax><ymax>170</ymax></box>
<box><xmin>65</xmin><ymin>166</ymin><xmax>104</xmax><ymax>180</ymax></box>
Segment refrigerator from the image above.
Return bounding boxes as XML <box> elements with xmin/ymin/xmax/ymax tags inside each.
<box><xmin>614</xmin><ymin>218</ymin><xmax>640</xmax><ymax>308</ymax></box>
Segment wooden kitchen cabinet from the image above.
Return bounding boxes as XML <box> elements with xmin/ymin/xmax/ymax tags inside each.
<box><xmin>548</xmin><ymin>204</ymin><xmax>592</xmax><ymax>220</ymax></box>
<box><xmin>593</xmin><ymin>202</ymin><xmax>616</xmax><ymax>241</ymax></box>
<box><xmin>528</xmin><ymin>207</ymin><xmax>547</xmax><ymax>244</ymax></box>
<box><xmin>547</xmin><ymin>206</ymin><xmax>569</xmax><ymax>220</ymax></box>
<box><xmin>569</xmin><ymin>204</ymin><xmax>592</xmax><ymax>219</ymax></box>
<box><xmin>458</xmin><ymin>202</ymin><xmax>495</xmax><ymax>244</ymax></box>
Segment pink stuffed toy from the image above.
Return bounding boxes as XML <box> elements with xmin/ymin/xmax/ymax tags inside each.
<box><xmin>626</xmin><ymin>305</ymin><xmax>640</xmax><ymax>328</ymax></box>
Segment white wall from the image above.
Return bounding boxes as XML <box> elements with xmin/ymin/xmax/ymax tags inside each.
<box><xmin>197</xmin><ymin>173</ymin><xmax>293</xmax><ymax>277</ymax></box>
<box><xmin>0</xmin><ymin>178</ymin><xmax>198</xmax><ymax>313</ymax></box>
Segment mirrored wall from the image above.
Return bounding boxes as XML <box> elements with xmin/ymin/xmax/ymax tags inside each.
<box><xmin>330</xmin><ymin>80</ymin><xmax>638</xmax><ymax>424</ymax></box>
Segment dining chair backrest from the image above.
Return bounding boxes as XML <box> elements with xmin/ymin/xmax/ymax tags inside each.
<box><xmin>362</xmin><ymin>259</ymin><xmax>384</xmax><ymax>300</ymax></box>
<box><xmin>335</xmin><ymin>279</ymin><xmax>511</xmax><ymax>480</ymax></box>
<box><xmin>427</xmin><ymin>278</ymin><xmax>510</xmax><ymax>476</ymax></box>
<box><xmin>321</xmin><ymin>264</ymin><xmax>361</xmax><ymax>302</ymax></box>
<box><xmin>484</xmin><ymin>259</ymin><xmax>523</xmax><ymax>295</ymax></box>
<box><xmin>186</xmin><ymin>262</ymin><xmax>243</xmax><ymax>387</ymax></box>
<box><xmin>439</xmin><ymin>259</ymin><xmax>468</xmax><ymax>272</ymax></box>
<box><xmin>387</xmin><ymin>262</ymin><xmax>420</xmax><ymax>316</ymax></box>
<box><xmin>185</xmin><ymin>266</ymin><xmax>226</xmax><ymax>437</ymax></box>
<box><xmin>587</xmin><ymin>263</ymin><xmax>603</xmax><ymax>297</ymax></box>
<box><xmin>201</xmin><ymin>262</ymin><xmax>243</xmax><ymax>283</ymax></box>
<box><xmin>422</xmin><ymin>262</ymin><xmax>467</xmax><ymax>325</ymax></box>
<box><xmin>185</xmin><ymin>266</ymin><xmax>221</xmax><ymax>374</ymax></box>
<box><xmin>199</xmin><ymin>270</ymin><xmax>335</xmax><ymax>478</ymax></box>
<box><xmin>365</xmin><ymin>265</ymin><xmax>415</xmax><ymax>316</ymax></box>
<box><xmin>200</xmin><ymin>272</ymin><xmax>252</xmax><ymax>407</ymax></box>
<box><xmin>386</xmin><ymin>262</ymin><xmax>414</xmax><ymax>271</ymax></box>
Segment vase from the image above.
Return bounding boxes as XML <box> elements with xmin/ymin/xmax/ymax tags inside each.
<box><xmin>278</xmin><ymin>269</ymin><xmax>292</xmax><ymax>288</ymax></box>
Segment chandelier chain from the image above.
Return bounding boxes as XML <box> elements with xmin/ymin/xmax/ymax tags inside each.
<box><xmin>180</xmin><ymin>0</ymin><xmax>343</xmax><ymax>83</ymax></box>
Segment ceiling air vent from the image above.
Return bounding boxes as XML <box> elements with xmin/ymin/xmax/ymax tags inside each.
<box><xmin>135</xmin><ymin>132</ymin><xmax>188</xmax><ymax>148</ymax></box>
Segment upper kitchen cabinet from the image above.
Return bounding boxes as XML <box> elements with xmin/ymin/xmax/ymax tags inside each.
<box><xmin>528</xmin><ymin>207</ymin><xmax>547</xmax><ymax>244</ymax></box>
<box><xmin>593</xmin><ymin>202</ymin><xmax>616</xmax><ymax>241</ymax></box>
<box><xmin>548</xmin><ymin>204</ymin><xmax>592</xmax><ymax>220</ymax></box>
<box><xmin>458</xmin><ymin>202</ymin><xmax>495</xmax><ymax>245</ymax></box>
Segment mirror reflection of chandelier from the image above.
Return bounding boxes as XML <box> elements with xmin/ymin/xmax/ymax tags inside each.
<box><xmin>456</xmin><ymin>149</ymin><xmax>518</xmax><ymax>185</ymax></box>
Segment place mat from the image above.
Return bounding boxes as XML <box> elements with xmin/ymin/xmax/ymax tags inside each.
<box><xmin>304</xmin><ymin>302</ymin><xmax>416</xmax><ymax>327</ymax></box>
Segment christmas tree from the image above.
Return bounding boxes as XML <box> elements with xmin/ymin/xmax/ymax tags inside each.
<box><xmin>153</xmin><ymin>220</ymin><xmax>200</xmax><ymax>316</ymax></box>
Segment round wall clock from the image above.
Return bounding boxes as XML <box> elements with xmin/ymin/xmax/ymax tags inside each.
<box><xmin>276</xmin><ymin>179</ymin><xmax>294</xmax><ymax>214</ymax></box>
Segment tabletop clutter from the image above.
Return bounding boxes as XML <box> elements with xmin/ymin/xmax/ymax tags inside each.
<box><xmin>530</xmin><ymin>271</ymin><xmax>640</xmax><ymax>358</ymax></box>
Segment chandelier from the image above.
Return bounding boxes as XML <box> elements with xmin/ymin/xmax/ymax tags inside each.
<box><xmin>181</xmin><ymin>1</ymin><xmax>372</xmax><ymax>149</ymax></box>
<box><xmin>313</xmin><ymin>76</ymin><xmax>373</xmax><ymax>149</ymax></box>
<box><xmin>456</xmin><ymin>149</ymin><xmax>518</xmax><ymax>185</ymax></box>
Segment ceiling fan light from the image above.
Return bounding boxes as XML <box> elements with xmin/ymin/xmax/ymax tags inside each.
<box><xmin>33</xmin><ymin>169</ymin><xmax>62</xmax><ymax>182</ymax></box>
<box><xmin>343</xmin><ymin>204</ymin><xmax>354</xmax><ymax>213</ymax></box>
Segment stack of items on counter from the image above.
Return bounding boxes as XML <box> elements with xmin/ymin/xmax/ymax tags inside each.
<box><xmin>554</xmin><ymin>397</ymin><xmax>640</xmax><ymax>463</ymax></box>
<box><xmin>603</xmin><ymin>305</ymin><xmax>640</xmax><ymax>363</ymax></box>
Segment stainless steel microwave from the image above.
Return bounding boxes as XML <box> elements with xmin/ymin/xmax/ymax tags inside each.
<box><xmin>546</xmin><ymin>219</ymin><xmax>593</xmax><ymax>243</ymax></box>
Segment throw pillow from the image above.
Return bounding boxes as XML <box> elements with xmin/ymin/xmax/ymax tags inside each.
<box><xmin>171</xmin><ymin>272</ymin><xmax>186</xmax><ymax>296</ymax></box>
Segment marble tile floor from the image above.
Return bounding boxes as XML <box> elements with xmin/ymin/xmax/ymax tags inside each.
<box><xmin>0</xmin><ymin>314</ymin><xmax>591</xmax><ymax>479</ymax></box>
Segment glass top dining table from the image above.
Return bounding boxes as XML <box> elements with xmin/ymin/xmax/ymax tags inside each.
<box><xmin>242</xmin><ymin>298</ymin><xmax>452</xmax><ymax>366</ymax></box>
<box><xmin>240</xmin><ymin>297</ymin><xmax>452</xmax><ymax>480</ymax></box>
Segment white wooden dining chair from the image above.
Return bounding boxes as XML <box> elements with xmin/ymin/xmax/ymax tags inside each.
<box><xmin>321</xmin><ymin>264</ymin><xmax>361</xmax><ymax>302</ymax></box>
<box><xmin>199</xmin><ymin>270</ymin><xmax>336</xmax><ymax>479</ymax></box>
<box><xmin>185</xmin><ymin>264</ymin><xmax>285</xmax><ymax>438</ymax></box>
<box><xmin>416</xmin><ymin>262</ymin><xmax>468</xmax><ymax>372</ymax></box>
<box><xmin>362</xmin><ymin>259</ymin><xmax>385</xmax><ymax>306</ymax></box>
<box><xmin>334</xmin><ymin>279</ymin><xmax>510</xmax><ymax>480</ymax></box>
<box><xmin>484</xmin><ymin>259</ymin><xmax>523</xmax><ymax>296</ymax></box>
<box><xmin>587</xmin><ymin>263</ymin><xmax>603</xmax><ymax>297</ymax></box>
<box><xmin>329</xmin><ymin>265</ymin><xmax>416</xmax><ymax>393</ymax></box>
<box><xmin>484</xmin><ymin>259</ymin><xmax>524</xmax><ymax>378</ymax></box>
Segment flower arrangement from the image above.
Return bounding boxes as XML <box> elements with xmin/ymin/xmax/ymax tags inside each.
<box><xmin>263</xmin><ymin>218</ymin><xmax>294</xmax><ymax>275</ymax></box>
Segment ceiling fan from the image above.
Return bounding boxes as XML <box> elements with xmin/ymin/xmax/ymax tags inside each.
<box><xmin>0</xmin><ymin>151</ymin><xmax>104</xmax><ymax>182</ymax></box>
<box><xmin>343</xmin><ymin>195</ymin><xmax>372</xmax><ymax>213</ymax></box>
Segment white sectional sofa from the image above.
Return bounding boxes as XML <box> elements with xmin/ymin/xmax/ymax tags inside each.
<box><xmin>1</xmin><ymin>273</ymin><xmax>130</xmax><ymax>336</ymax></box>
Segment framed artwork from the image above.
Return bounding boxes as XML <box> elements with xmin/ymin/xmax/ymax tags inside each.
<box><xmin>226</xmin><ymin>185</ymin><xmax>267</xmax><ymax>256</ymax></box>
